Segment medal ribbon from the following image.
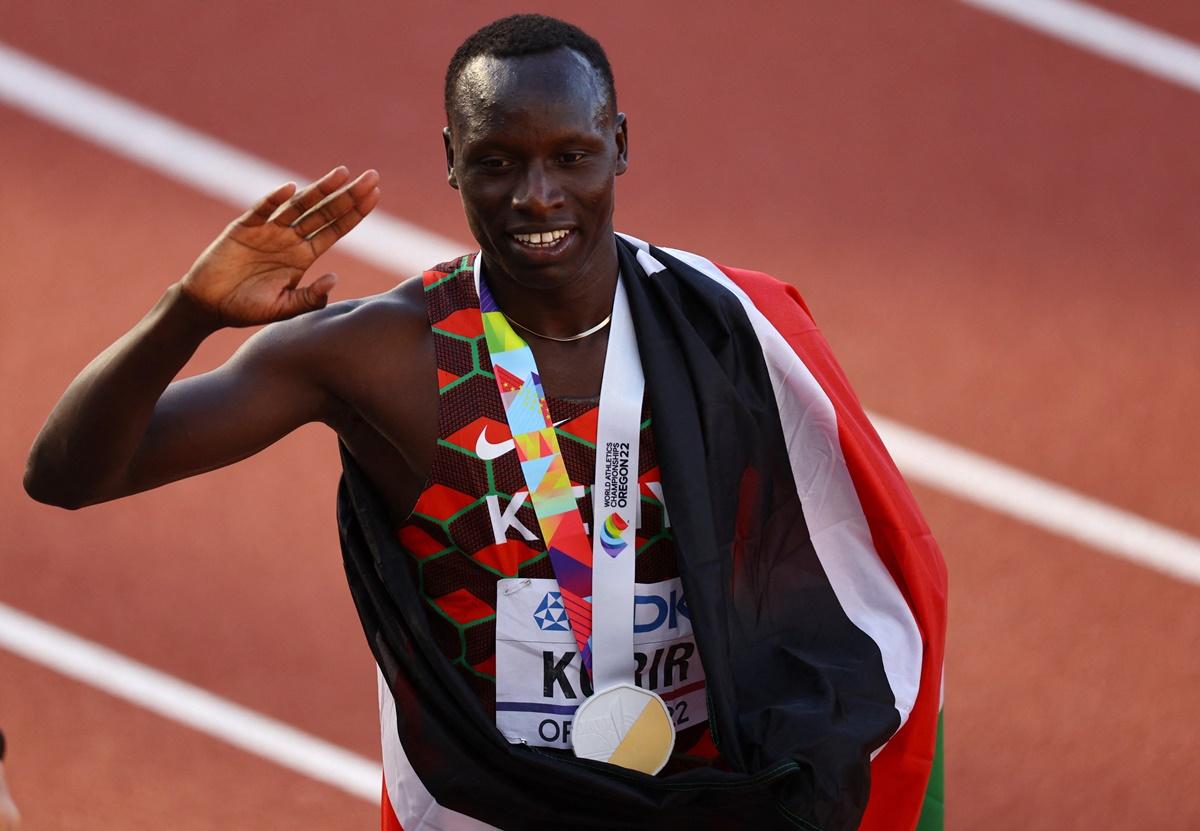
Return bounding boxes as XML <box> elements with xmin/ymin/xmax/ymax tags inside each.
<box><xmin>477</xmin><ymin>259</ymin><xmax>643</xmax><ymax>683</ymax></box>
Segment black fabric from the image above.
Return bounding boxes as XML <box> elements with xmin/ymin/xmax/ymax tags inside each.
<box><xmin>337</xmin><ymin>238</ymin><xmax>900</xmax><ymax>830</ymax></box>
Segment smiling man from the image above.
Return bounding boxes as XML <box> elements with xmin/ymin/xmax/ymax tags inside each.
<box><xmin>25</xmin><ymin>14</ymin><xmax>945</xmax><ymax>831</ymax></box>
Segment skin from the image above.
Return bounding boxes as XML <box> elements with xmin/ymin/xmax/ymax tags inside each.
<box><xmin>23</xmin><ymin>47</ymin><xmax>629</xmax><ymax>527</ymax></box>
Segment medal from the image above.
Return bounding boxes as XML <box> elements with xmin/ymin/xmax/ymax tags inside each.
<box><xmin>572</xmin><ymin>683</ymin><xmax>675</xmax><ymax>774</ymax></box>
<box><xmin>478</xmin><ymin>258</ymin><xmax>674</xmax><ymax>773</ymax></box>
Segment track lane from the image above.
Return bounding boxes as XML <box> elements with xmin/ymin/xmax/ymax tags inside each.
<box><xmin>925</xmin><ymin>482</ymin><xmax>1200</xmax><ymax>830</ymax></box>
<box><xmin>0</xmin><ymin>650</ymin><xmax>376</xmax><ymax>829</ymax></box>
<box><xmin>3</xmin><ymin>3</ymin><xmax>1200</xmax><ymax>829</ymax></box>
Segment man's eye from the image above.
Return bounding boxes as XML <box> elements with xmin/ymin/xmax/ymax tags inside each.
<box><xmin>559</xmin><ymin>152</ymin><xmax>586</xmax><ymax>164</ymax></box>
<box><xmin>479</xmin><ymin>158</ymin><xmax>512</xmax><ymax>169</ymax></box>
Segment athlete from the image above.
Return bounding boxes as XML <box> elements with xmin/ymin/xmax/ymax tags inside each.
<box><xmin>25</xmin><ymin>14</ymin><xmax>945</xmax><ymax>831</ymax></box>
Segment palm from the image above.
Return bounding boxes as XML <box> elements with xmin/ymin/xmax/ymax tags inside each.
<box><xmin>194</xmin><ymin>223</ymin><xmax>320</xmax><ymax>322</ymax></box>
<box><xmin>181</xmin><ymin>167</ymin><xmax>381</xmax><ymax>326</ymax></box>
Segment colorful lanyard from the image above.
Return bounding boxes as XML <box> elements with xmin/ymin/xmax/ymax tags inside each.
<box><xmin>476</xmin><ymin>259</ymin><xmax>643</xmax><ymax>691</ymax></box>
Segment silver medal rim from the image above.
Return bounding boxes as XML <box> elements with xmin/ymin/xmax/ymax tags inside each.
<box><xmin>571</xmin><ymin>682</ymin><xmax>676</xmax><ymax>774</ymax></box>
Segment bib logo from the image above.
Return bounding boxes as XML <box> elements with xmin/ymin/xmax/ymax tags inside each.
<box><xmin>599</xmin><ymin>512</ymin><xmax>628</xmax><ymax>557</ymax></box>
<box><xmin>533</xmin><ymin>591</ymin><xmax>570</xmax><ymax>631</ymax></box>
<box><xmin>634</xmin><ymin>588</ymin><xmax>690</xmax><ymax>634</ymax></box>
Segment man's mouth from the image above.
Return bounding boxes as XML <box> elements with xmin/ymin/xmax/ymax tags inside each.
<box><xmin>511</xmin><ymin>229</ymin><xmax>573</xmax><ymax>249</ymax></box>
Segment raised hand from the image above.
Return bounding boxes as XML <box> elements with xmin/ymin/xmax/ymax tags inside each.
<box><xmin>179</xmin><ymin>166</ymin><xmax>381</xmax><ymax>327</ymax></box>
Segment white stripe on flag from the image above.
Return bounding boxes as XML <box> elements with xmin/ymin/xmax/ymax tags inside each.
<box><xmin>377</xmin><ymin>671</ymin><xmax>496</xmax><ymax>831</ymax></box>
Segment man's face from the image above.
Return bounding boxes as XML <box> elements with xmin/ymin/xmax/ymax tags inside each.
<box><xmin>444</xmin><ymin>48</ymin><xmax>628</xmax><ymax>292</ymax></box>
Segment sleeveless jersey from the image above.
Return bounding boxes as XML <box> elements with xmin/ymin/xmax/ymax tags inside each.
<box><xmin>394</xmin><ymin>255</ymin><xmax>720</xmax><ymax>771</ymax></box>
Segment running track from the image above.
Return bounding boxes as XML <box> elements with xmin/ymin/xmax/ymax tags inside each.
<box><xmin>2</xmin><ymin>1</ymin><xmax>1198</xmax><ymax>828</ymax></box>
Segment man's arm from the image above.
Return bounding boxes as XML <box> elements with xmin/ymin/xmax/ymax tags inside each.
<box><xmin>23</xmin><ymin>166</ymin><xmax>381</xmax><ymax>509</ymax></box>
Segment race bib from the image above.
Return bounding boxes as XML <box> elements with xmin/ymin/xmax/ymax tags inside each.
<box><xmin>495</xmin><ymin>577</ymin><xmax>708</xmax><ymax>749</ymax></box>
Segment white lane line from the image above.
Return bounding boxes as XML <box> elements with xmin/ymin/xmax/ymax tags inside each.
<box><xmin>0</xmin><ymin>602</ymin><xmax>381</xmax><ymax>801</ymax></box>
<box><xmin>872</xmin><ymin>416</ymin><xmax>1200</xmax><ymax>586</ymax></box>
<box><xmin>961</xmin><ymin>0</ymin><xmax>1200</xmax><ymax>94</ymax></box>
<box><xmin>0</xmin><ymin>42</ymin><xmax>464</xmax><ymax>276</ymax></box>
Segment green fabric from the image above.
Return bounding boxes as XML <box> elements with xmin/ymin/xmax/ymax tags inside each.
<box><xmin>914</xmin><ymin>711</ymin><xmax>944</xmax><ymax>831</ymax></box>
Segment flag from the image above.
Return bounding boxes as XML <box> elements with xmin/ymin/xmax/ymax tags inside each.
<box><xmin>642</xmin><ymin>239</ymin><xmax>947</xmax><ymax>830</ymax></box>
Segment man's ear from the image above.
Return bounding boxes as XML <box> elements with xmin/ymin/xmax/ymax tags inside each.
<box><xmin>443</xmin><ymin>126</ymin><xmax>458</xmax><ymax>189</ymax></box>
<box><xmin>614</xmin><ymin>113</ymin><xmax>629</xmax><ymax>176</ymax></box>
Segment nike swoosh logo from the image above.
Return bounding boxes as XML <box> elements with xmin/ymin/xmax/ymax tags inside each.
<box><xmin>475</xmin><ymin>419</ymin><xmax>570</xmax><ymax>460</ymax></box>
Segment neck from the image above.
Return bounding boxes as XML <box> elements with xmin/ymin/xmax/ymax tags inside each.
<box><xmin>480</xmin><ymin>235</ymin><xmax>619</xmax><ymax>340</ymax></box>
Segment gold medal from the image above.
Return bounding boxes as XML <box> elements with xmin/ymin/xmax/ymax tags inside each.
<box><xmin>572</xmin><ymin>683</ymin><xmax>675</xmax><ymax>774</ymax></box>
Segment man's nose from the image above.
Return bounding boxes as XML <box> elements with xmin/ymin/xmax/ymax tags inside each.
<box><xmin>512</xmin><ymin>163</ymin><xmax>564</xmax><ymax>215</ymax></box>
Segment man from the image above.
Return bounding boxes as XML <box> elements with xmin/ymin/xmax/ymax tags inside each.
<box><xmin>26</xmin><ymin>14</ymin><xmax>945</xmax><ymax>831</ymax></box>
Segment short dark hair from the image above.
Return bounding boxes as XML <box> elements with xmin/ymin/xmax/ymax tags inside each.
<box><xmin>444</xmin><ymin>14</ymin><xmax>617</xmax><ymax>119</ymax></box>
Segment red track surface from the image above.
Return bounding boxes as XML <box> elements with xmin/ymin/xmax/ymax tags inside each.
<box><xmin>2</xmin><ymin>2</ymin><xmax>1198</xmax><ymax>828</ymax></box>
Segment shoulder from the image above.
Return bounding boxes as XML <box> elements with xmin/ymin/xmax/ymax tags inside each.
<box><xmin>230</xmin><ymin>276</ymin><xmax>430</xmax><ymax>390</ymax></box>
<box><xmin>712</xmin><ymin>264</ymin><xmax>817</xmax><ymax>325</ymax></box>
<box><xmin>298</xmin><ymin>253</ymin><xmax>472</xmax><ymax>346</ymax></box>
<box><xmin>250</xmin><ymin>276</ymin><xmax>425</xmax><ymax>350</ymax></box>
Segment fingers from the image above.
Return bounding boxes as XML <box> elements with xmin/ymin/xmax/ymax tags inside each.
<box><xmin>307</xmin><ymin>178</ymin><xmax>381</xmax><ymax>258</ymax></box>
<box><xmin>268</xmin><ymin>166</ymin><xmax>352</xmax><ymax>227</ymax></box>
<box><xmin>291</xmin><ymin>169</ymin><xmax>381</xmax><ymax>240</ymax></box>
<box><xmin>277</xmin><ymin>272</ymin><xmax>339</xmax><ymax>320</ymax></box>
<box><xmin>237</xmin><ymin>181</ymin><xmax>297</xmax><ymax>227</ymax></box>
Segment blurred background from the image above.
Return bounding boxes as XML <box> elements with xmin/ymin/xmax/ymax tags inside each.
<box><xmin>1</xmin><ymin>1</ymin><xmax>1198</xmax><ymax>827</ymax></box>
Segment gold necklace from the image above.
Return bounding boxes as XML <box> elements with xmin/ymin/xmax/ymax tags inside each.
<box><xmin>501</xmin><ymin>311</ymin><xmax>612</xmax><ymax>343</ymax></box>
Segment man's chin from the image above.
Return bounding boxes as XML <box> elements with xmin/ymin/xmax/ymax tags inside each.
<box><xmin>484</xmin><ymin>239</ymin><xmax>596</xmax><ymax>291</ymax></box>
<box><xmin>494</xmin><ymin>263</ymin><xmax>580</xmax><ymax>293</ymax></box>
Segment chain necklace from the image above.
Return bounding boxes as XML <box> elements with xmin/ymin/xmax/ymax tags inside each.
<box><xmin>500</xmin><ymin>311</ymin><xmax>612</xmax><ymax>342</ymax></box>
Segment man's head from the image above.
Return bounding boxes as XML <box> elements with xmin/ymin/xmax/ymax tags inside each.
<box><xmin>443</xmin><ymin>15</ymin><xmax>628</xmax><ymax>292</ymax></box>
<box><xmin>444</xmin><ymin>14</ymin><xmax>617</xmax><ymax>124</ymax></box>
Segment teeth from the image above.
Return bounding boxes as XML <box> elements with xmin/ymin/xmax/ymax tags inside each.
<box><xmin>513</xmin><ymin>229</ymin><xmax>570</xmax><ymax>246</ymax></box>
